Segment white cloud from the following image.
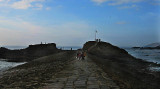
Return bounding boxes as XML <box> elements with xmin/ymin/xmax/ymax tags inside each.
<box><xmin>11</xmin><ymin>0</ymin><xmax>32</xmax><ymax>9</ymax></box>
<box><xmin>0</xmin><ymin>0</ymin><xmax>45</xmax><ymax>10</ymax></box>
<box><xmin>91</xmin><ymin>0</ymin><xmax>108</xmax><ymax>5</ymax></box>
<box><xmin>0</xmin><ymin>17</ymin><xmax>92</xmax><ymax>46</ymax></box>
<box><xmin>118</xmin><ymin>5</ymin><xmax>139</xmax><ymax>10</ymax></box>
<box><xmin>34</xmin><ymin>3</ymin><xmax>43</xmax><ymax>10</ymax></box>
<box><xmin>91</xmin><ymin>0</ymin><xmax>143</xmax><ymax>5</ymax></box>
<box><xmin>46</xmin><ymin>7</ymin><xmax>51</xmax><ymax>10</ymax></box>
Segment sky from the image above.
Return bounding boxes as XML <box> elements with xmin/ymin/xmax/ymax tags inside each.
<box><xmin>0</xmin><ymin>0</ymin><xmax>160</xmax><ymax>47</ymax></box>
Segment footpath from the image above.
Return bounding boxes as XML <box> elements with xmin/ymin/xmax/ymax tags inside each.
<box><xmin>40</xmin><ymin>56</ymin><xmax>120</xmax><ymax>89</ymax></box>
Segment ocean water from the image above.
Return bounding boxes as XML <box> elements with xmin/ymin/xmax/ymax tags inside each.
<box><xmin>57</xmin><ymin>46</ymin><xmax>82</xmax><ymax>50</ymax></box>
<box><xmin>125</xmin><ymin>48</ymin><xmax>160</xmax><ymax>64</ymax></box>
<box><xmin>3</xmin><ymin>46</ymin><xmax>27</xmax><ymax>50</ymax></box>
<box><xmin>0</xmin><ymin>60</ymin><xmax>26</xmax><ymax>72</ymax></box>
<box><xmin>124</xmin><ymin>48</ymin><xmax>160</xmax><ymax>71</ymax></box>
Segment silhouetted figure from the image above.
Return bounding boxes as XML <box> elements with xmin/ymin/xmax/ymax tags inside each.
<box><xmin>81</xmin><ymin>52</ymin><xmax>85</xmax><ymax>60</ymax></box>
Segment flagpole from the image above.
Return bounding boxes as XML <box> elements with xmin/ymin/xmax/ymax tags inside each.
<box><xmin>95</xmin><ymin>30</ymin><xmax>97</xmax><ymax>41</ymax></box>
<box><xmin>95</xmin><ymin>30</ymin><xmax>96</xmax><ymax>41</ymax></box>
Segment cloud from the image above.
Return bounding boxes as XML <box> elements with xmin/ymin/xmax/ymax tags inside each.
<box><xmin>91</xmin><ymin>0</ymin><xmax>108</xmax><ymax>5</ymax></box>
<box><xmin>91</xmin><ymin>0</ymin><xmax>143</xmax><ymax>5</ymax></box>
<box><xmin>0</xmin><ymin>0</ymin><xmax>45</xmax><ymax>10</ymax></box>
<box><xmin>0</xmin><ymin>17</ymin><xmax>92</xmax><ymax>46</ymax></box>
<box><xmin>46</xmin><ymin>7</ymin><xmax>51</xmax><ymax>10</ymax></box>
<box><xmin>116</xmin><ymin>21</ymin><xmax>126</xmax><ymax>25</ymax></box>
<box><xmin>118</xmin><ymin>5</ymin><xmax>139</xmax><ymax>10</ymax></box>
<box><xmin>34</xmin><ymin>3</ymin><xmax>43</xmax><ymax>10</ymax></box>
<box><xmin>11</xmin><ymin>0</ymin><xmax>32</xmax><ymax>9</ymax></box>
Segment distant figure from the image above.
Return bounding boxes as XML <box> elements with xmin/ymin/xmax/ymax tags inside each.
<box><xmin>81</xmin><ymin>51</ymin><xmax>85</xmax><ymax>60</ymax></box>
<box><xmin>84</xmin><ymin>51</ymin><xmax>86</xmax><ymax>57</ymax></box>
<box><xmin>76</xmin><ymin>51</ymin><xmax>81</xmax><ymax>60</ymax></box>
<box><xmin>71</xmin><ymin>48</ymin><xmax>72</xmax><ymax>50</ymax></box>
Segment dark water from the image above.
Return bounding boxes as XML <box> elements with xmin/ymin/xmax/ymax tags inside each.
<box><xmin>0</xmin><ymin>60</ymin><xmax>26</xmax><ymax>72</ymax></box>
<box><xmin>124</xmin><ymin>48</ymin><xmax>160</xmax><ymax>71</ymax></box>
<box><xmin>125</xmin><ymin>48</ymin><xmax>160</xmax><ymax>64</ymax></box>
<box><xmin>3</xmin><ymin>46</ymin><xmax>27</xmax><ymax>50</ymax></box>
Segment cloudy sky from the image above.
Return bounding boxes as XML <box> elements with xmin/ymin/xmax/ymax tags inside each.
<box><xmin>0</xmin><ymin>0</ymin><xmax>159</xmax><ymax>47</ymax></box>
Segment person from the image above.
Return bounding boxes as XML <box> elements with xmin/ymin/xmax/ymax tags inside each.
<box><xmin>78</xmin><ymin>52</ymin><xmax>81</xmax><ymax>60</ymax></box>
<box><xmin>81</xmin><ymin>52</ymin><xmax>85</xmax><ymax>60</ymax></box>
<box><xmin>76</xmin><ymin>51</ymin><xmax>81</xmax><ymax>60</ymax></box>
<box><xmin>76</xmin><ymin>51</ymin><xmax>79</xmax><ymax>58</ymax></box>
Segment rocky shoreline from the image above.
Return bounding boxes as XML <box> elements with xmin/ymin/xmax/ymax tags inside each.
<box><xmin>0</xmin><ymin>51</ymin><xmax>75</xmax><ymax>89</ymax></box>
<box><xmin>0</xmin><ymin>41</ymin><xmax>159</xmax><ymax>89</ymax></box>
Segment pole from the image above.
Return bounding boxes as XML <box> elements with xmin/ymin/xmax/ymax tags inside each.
<box><xmin>95</xmin><ymin>30</ymin><xmax>96</xmax><ymax>41</ymax></box>
<box><xmin>95</xmin><ymin>30</ymin><xmax>97</xmax><ymax>41</ymax></box>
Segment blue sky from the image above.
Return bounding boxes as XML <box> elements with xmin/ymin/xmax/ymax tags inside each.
<box><xmin>0</xmin><ymin>0</ymin><xmax>159</xmax><ymax>47</ymax></box>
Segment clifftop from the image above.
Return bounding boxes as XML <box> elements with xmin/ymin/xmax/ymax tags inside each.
<box><xmin>27</xmin><ymin>43</ymin><xmax>57</xmax><ymax>50</ymax></box>
<box><xmin>83</xmin><ymin>41</ymin><xmax>130</xmax><ymax>58</ymax></box>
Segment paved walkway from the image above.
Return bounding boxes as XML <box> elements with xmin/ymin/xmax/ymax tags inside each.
<box><xmin>41</xmin><ymin>56</ymin><xmax>120</xmax><ymax>89</ymax></box>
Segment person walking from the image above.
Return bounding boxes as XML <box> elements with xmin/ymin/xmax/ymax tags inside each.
<box><xmin>76</xmin><ymin>51</ymin><xmax>81</xmax><ymax>60</ymax></box>
<box><xmin>81</xmin><ymin>52</ymin><xmax>85</xmax><ymax>60</ymax></box>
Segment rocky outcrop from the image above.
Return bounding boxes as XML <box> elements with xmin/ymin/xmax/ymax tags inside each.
<box><xmin>0</xmin><ymin>43</ymin><xmax>61</xmax><ymax>62</ymax></box>
<box><xmin>140</xmin><ymin>46</ymin><xmax>160</xmax><ymax>49</ymax></box>
<box><xmin>133</xmin><ymin>43</ymin><xmax>160</xmax><ymax>49</ymax></box>
<box><xmin>83</xmin><ymin>41</ymin><xmax>160</xmax><ymax>89</ymax></box>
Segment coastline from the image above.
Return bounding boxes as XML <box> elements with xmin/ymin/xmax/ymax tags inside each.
<box><xmin>0</xmin><ymin>51</ymin><xmax>75</xmax><ymax>89</ymax></box>
<box><xmin>0</xmin><ymin>41</ymin><xmax>159</xmax><ymax>89</ymax></box>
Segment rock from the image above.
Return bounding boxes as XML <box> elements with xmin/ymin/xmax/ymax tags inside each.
<box><xmin>0</xmin><ymin>43</ymin><xmax>61</xmax><ymax>62</ymax></box>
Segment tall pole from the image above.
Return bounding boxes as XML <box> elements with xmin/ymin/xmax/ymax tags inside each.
<box><xmin>95</xmin><ymin>30</ymin><xmax>97</xmax><ymax>41</ymax></box>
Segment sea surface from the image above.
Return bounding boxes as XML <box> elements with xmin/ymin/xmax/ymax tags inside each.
<box><xmin>124</xmin><ymin>48</ymin><xmax>160</xmax><ymax>71</ymax></box>
<box><xmin>124</xmin><ymin>48</ymin><xmax>160</xmax><ymax>64</ymax></box>
<box><xmin>0</xmin><ymin>60</ymin><xmax>26</xmax><ymax>72</ymax></box>
<box><xmin>0</xmin><ymin>46</ymin><xmax>27</xmax><ymax>73</ymax></box>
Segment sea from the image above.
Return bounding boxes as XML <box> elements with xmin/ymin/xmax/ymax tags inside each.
<box><xmin>0</xmin><ymin>46</ymin><xmax>160</xmax><ymax>72</ymax></box>
<box><xmin>124</xmin><ymin>48</ymin><xmax>160</xmax><ymax>71</ymax></box>
<box><xmin>0</xmin><ymin>46</ymin><xmax>27</xmax><ymax>73</ymax></box>
<box><xmin>124</xmin><ymin>48</ymin><xmax>160</xmax><ymax>64</ymax></box>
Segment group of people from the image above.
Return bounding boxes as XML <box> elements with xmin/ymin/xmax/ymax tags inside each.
<box><xmin>76</xmin><ymin>51</ymin><xmax>86</xmax><ymax>60</ymax></box>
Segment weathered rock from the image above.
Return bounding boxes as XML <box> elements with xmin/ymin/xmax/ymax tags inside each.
<box><xmin>0</xmin><ymin>43</ymin><xmax>61</xmax><ymax>62</ymax></box>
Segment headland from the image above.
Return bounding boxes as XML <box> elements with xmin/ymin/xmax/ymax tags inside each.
<box><xmin>0</xmin><ymin>41</ymin><xmax>159</xmax><ymax>89</ymax></box>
